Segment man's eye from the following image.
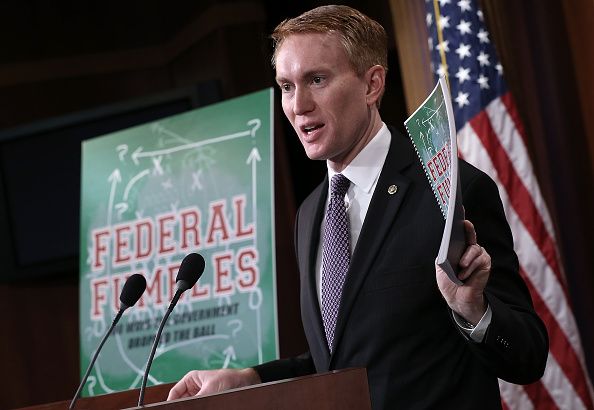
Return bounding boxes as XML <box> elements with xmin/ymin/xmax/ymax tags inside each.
<box><xmin>280</xmin><ymin>84</ymin><xmax>292</xmax><ymax>92</ymax></box>
<box><xmin>312</xmin><ymin>76</ymin><xmax>323</xmax><ymax>84</ymax></box>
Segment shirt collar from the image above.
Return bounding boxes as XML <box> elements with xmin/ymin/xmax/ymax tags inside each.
<box><xmin>327</xmin><ymin>123</ymin><xmax>391</xmax><ymax>194</ymax></box>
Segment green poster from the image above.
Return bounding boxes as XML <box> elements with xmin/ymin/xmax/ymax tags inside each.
<box><xmin>79</xmin><ymin>88</ymin><xmax>277</xmax><ymax>396</ymax></box>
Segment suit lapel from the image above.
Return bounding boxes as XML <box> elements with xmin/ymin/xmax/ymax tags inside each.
<box><xmin>298</xmin><ymin>177</ymin><xmax>331</xmax><ymax>363</ymax></box>
<box><xmin>330</xmin><ymin>129</ymin><xmax>416</xmax><ymax>360</ymax></box>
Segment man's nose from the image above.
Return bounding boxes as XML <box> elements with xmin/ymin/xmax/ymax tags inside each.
<box><xmin>293</xmin><ymin>87</ymin><xmax>315</xmax><ymax>115</ymax></box>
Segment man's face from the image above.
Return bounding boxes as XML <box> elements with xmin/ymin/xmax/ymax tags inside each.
<box><xmin>275</xmin><ymin>33</ymin><xmax>377</xmax><ymax>169</ymax></box>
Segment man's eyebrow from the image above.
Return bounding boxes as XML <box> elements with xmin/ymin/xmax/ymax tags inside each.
<box><xmin>276</xmin><ymin>69</ymin><xmax>327</xmax><ymax>84</ymax></box>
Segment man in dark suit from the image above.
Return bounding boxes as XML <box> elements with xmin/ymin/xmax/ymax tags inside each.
<box><xmin>168</xmin><ymin>5</ymin><xmax>548</xmax><ymax>409</ymax></box>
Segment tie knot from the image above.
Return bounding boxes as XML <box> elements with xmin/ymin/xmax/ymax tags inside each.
<box><xmin>330</xmin><ymin>173</ymin><xmax>350</xmax><ymax>198</ymax></box>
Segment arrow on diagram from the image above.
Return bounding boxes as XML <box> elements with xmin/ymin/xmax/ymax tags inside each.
<box><xmin>222</xmin><ymin>345</ymin><xmax>236</xmax><ymax>369</ymax></box>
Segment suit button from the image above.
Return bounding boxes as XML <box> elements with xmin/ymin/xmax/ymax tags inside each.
<box><xmin>496</xmin><ymin>335</ymin><xmax>509</xmax><ymax>349</ymax></box>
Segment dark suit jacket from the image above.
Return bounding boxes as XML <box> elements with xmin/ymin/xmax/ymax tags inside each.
<box><xmin>255</xmin><ymin>127</ymin><xmax>548</xmax><ymax>409</ymax></box>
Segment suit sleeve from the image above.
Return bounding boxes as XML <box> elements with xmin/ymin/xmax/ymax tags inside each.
<box><xmin>252</xmin><ymin>203</ymin><xmax>317</xmax><ymax>383</ymax></box>
<box><xmin>252</xmin><ymin>351</ymin><xmax>315</xmax><ymax>383</ymax></box>
<box><xmin>461</xmin><ymin>163</ymin><xmax>549</xmax><ymax>384</ymax></box>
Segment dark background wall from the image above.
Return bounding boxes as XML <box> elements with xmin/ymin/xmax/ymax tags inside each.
<box><xmin>1</xmin><ymin>0</ymin><xmax>593</xmax><ymax>408</ymax></box>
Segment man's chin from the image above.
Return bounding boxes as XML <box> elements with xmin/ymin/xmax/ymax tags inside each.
<box><xmin>303</xmin><ymin>149</ymin><xmax>327</xmax><ymax>161</ymax></box>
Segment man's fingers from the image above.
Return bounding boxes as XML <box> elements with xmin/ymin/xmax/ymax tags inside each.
<box><xmin>195</xmin><ymin>383</ymin><xmax>215</xmax><ymax>397</ymax></box>
<box><xmin>464</xmin><ymin>220</ymin><xmax>477</xmax><ymax>245</ymax></box>
<box><xmin>458</xmin><ymin>246</ymin><xmax>491</xmax><ymax>282</ymax></box>
<box><xmin>459</xmin><ymin>243</ymin><xmax>483</xmax><ymax>268</ymax></box>
<box><xmin>167</xmin><ymin>368</ymin><xmax>261</xmax><ymax>401</ymax></box>
<box><xmin>167</xmin><ymin>380</ymin><xmax>189</xmax><ymax>401</ymax></box>
<box><xmin>167</xmin><ymin>371</ymin><xmax>202</xmax><ymax>401</ymax></box>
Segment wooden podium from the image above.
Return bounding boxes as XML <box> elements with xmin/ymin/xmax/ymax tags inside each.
<box><xmin>18</xmin><ymin>368</ymin><xmax>371</xmax><ymax>410</ymax></box>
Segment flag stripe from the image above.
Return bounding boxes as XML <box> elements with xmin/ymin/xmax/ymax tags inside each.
<box><xmin>542</xmin><ymin>353</ymin><xmax>588</xmax><ymax>410</ymax></box>
<box><xmin>522</xmin><ymin>268</ymin><xmax>591</xmax><ymax>410</ymax></box>
<box><xmin>499</xmin><ymin>381</ymin><xmax>535</xmax><ymax>410</ymax></box>
<box><xmin>510</xmin><ymin>198</ymin><xmax>586</xmax><ymax>361</ymax></box>
<box><xmin>468</xmin><ymin>111</ymin><xmax>567</xmax><ymax>297</ymax></box>
<box><xmin>521</xmin><ymin>380</ymin><xmax>558</xmax><ymax>410</ymax></box>
<box><xmin>500</xmin><ymin>92</ymin><xmax>529</xmax><ymax>146</ymax></box>
<box><xmin>485</xmin><ymin>95</ymin><xmax>557</xmax><ymax>241</ymax></box>
<box><xmin>457</xmin><ymin>122</ymin><xmax>593</xmax><ymax>409</ymax></box>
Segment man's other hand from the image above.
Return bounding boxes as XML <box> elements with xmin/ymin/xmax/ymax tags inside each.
<box><xmin>167</xmin><ymin>368</ymin><xmax>261</xmax><ymax>401</ymax></box>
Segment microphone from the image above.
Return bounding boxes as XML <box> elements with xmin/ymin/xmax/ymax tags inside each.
<box><xmin>138</xmin><ymin>253</ymin><xmax>205</xmax><ymax>406</ymax></box>
<box><xmin>169</xmin><ymin>252</ymin><xmax>206</xmax><ymax>308</ymax></box>
<box><xmin>70</xmin><ymin>274</ymin><xmax>146</xmax><ymax>410</ymax></box>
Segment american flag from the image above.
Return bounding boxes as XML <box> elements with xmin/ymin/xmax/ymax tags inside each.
<box><xmin>424</xmin><ymin>0</ymin><xmax>594</xmax><ymax>408</ymax></box>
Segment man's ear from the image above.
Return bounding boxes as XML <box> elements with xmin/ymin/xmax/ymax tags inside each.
<box><xmin>365</xmin><ymin>65</ymin><xmax>386</xmax><ymax>107</ymax></box>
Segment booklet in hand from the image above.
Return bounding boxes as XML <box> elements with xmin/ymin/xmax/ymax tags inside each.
<box><xmin>404</xmin><ymin>77</ymin><xmax>466</xmax><ymax>285</ymax></box>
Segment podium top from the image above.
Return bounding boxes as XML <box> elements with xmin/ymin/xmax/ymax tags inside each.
<box><xmin>17</xmin><ymin>368</ymin><xmax>370</xmax><ymax>410</ymax></box>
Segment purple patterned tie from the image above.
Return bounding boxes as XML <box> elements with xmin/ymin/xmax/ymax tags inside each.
<box><xmin>321</xmin><ymin>173</ymin><xmax>351</xmax><ymax>351</ymax></box>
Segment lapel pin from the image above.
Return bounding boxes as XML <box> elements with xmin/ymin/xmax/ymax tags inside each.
<box><xmin>388</xmin><ymin>184</ymin><xmax>398</xmax><ymax>195</ymax></box>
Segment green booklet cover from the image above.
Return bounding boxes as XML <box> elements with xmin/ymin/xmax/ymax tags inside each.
<box><xmin>404</xmin><ymin>77</ymin><xmax>465</xmax><ymax>285</ymax></box>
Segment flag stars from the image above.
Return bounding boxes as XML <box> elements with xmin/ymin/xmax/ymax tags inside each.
<box><xmin>477</xmin><ymin>74</ymin><xmax>490</xmax><ymax>89</ymax></box>
<box><xmin>455</xmin><ymin>91</ymin><xmax>470</xmax><ymax>108</ymax></box>
<box><xmin>477</xmin><ymin>9</ymin><xmax>484</xmax><ymax>21</ymax></box>
<box><xmin>456</xmin><ymin>20</ymin><xmax>472</xmax><ymax>35</ymax></box>
<box><xmin>455</xmin><ymin>66</ymin><xmax>471</xmax><ymax>83</ymax></box>
<box><xmin>477</xmin><ymin>51</ymin><xmax>491</xmax><ymax>66</ymax></box>
<box><xmin>438</xmin><ymin>15</ymin><xmax>451</xmax><ymax>29</ymax></box>
<box><xmin>458</xmin><ymin>0</ymin><xmax>472</xmax><ymax>12</ymax></box>
<box><xmin>455</xmin><ymin>43</ymin><xmax>472</xmax><ymax>60</ymax></box>
<box><xmin>436</xmin><ymin>63</ymin><xmax>448</xmax><ymax>77</ymax></box>
<box><xmin>478</xmin><ymin>28</ymin><xmax>490</xmax><ymax>43</ymax></box>
<box><xmin>425</xmin><ymin>2</ymin><xmax>504</xmax><ymax>113</ymax></box>
<box><xmin>436</xmin><ymin>40</ymin><xmax>450</xmax><ymax>53</ymax></box>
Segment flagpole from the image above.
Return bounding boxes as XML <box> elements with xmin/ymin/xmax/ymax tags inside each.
<box><xmin>432</xmin><ymin>0</ymin><xmax>450</xmax><ymax>89</ymax></box>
